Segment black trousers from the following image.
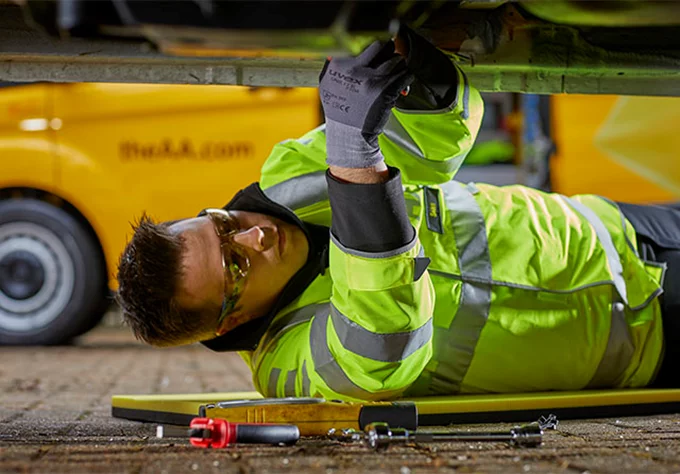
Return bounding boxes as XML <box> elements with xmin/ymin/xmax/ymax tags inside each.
<box><xmin>618</xmin><ymin>202</ymin><xmax>680</xmax><ymax>388</ymax></box>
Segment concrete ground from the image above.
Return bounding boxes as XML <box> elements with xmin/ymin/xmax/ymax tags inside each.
<box><xmin>2</xmin><ymin>324</ymin><xmax>680</xmax><ymax>474</ymax></box>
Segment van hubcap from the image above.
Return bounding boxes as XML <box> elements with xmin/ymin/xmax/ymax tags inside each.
<box><xmin>0</xmin><ymin>250</ymin><xmax>45</xmax><ymax>300</ymax></box>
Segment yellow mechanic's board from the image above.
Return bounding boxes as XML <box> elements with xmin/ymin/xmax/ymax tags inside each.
<box><xmin>112</xmin><ymin>389</ymin><xmax>680</xmax><ymax>434</ymax></box>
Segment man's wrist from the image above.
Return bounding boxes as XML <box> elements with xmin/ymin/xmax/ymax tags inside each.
<box><xmin>329</xmin><ymin>161</ymin><xmax>390</xmax><ymax>184</ymax></box>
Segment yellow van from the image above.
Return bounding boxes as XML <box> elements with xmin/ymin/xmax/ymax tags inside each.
<box><xmin>0</xmin><ymin>83</ymin><xmax>320</xmax><ymax>345</ymax></box>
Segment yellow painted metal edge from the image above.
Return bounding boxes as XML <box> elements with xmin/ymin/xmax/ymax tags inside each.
<box><xmin>112</xmin><ymin>389</ymin><xmax>680</xmax><ymax>416</ymax></box>
<box><xmin>112</xmin><ymin>391</ymin><xmax>263</xmax><ymax>414</ymax></box>
<box><xmin>414</xmin><ymin>389</ymin><xmax>680</xmax><ymax>415</ymax></box>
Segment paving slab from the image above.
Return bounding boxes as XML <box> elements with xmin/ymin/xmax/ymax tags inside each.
<box><xmin>2</xmin><ymin>325</ymin><xmax>680</xmax><ymax>473</ymax></box>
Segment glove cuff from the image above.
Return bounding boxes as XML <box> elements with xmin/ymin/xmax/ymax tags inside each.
<box><xmin>325</xmin><ymin>118</ymin><xmax>384</xmax><ymax>168</ymax></box>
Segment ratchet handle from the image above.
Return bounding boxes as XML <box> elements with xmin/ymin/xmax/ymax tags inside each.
<box><xmin>189</xmin><ymin>417</ymin><xmax>300</xmax><ymax>448</ymax></box>
<box><xmin>236</xmin><ymin>423</ymin><xmax>300</xmax><ymax>446</ymax></box>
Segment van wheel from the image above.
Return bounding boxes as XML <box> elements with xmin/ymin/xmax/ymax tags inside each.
<box><xmin>0</xmin><ymin>199</ymin><xmax>106</xmax><ymax>345</ymax></box>
<box><xmin>73</xmin><ymin>294</ymin><xmax>113</xmax><ymax>337</ymax></box>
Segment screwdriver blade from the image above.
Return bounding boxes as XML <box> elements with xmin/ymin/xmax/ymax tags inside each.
<box><xmin>156</xmin><ymin>425</ymin><xmax>211</xmax><ymax>439</ymax></box>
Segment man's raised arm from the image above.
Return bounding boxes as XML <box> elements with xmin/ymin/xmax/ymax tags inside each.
<box><xmin>298</xmin><ymin>40</ymin><xmax>435</xmax><ymax>400</ymax></box>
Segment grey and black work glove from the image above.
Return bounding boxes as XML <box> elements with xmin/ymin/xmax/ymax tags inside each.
<box><xmin>319</xmin><ymin>40</ymin><xmax>413</xmax><ymax>169</ymax></box>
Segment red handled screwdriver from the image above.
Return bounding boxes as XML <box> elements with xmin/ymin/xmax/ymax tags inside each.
<box><xmin>156</xmin><ymin>417</ymin><xmax>300</xmax><ymax>448</ymax></box>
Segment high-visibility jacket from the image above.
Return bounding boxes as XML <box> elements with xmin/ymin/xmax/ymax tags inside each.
<box><xmin>241</xmin><ymin>68</ymin><xmax>665</xmax><ymax>401</ymax></box>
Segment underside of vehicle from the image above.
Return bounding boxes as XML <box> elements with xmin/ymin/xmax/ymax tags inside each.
<box><xmin>2</xmin><ymin>0</ymin><xmax>680</xmax><ymax>96</ymax></box>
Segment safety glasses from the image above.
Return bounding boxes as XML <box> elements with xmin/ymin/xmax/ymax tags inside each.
<box><xmin>201</xmin><ymin>208</ymin><xmax>251</xmax><ymax>331</ymax></box>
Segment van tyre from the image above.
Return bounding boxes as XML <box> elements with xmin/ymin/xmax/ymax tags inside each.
<box><xmin>0</xmin><ymin>199</ymin><xmax>106</xmax><ymax>345</ymax></box>
<box><xmin>73</xmin><ymin>294</ymin><xmax>113</xmax><ymax>337</ymax></box>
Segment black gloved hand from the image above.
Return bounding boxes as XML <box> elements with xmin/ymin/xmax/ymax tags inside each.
<box><xmin>396</xmin><ymin>25</ymin><xmax>460</xmax><ymax>111</ymax></box>
<box><xmin>319</xmin><ymin>40</ymin><xmax>413</xmax><ymax>168</ymax></box>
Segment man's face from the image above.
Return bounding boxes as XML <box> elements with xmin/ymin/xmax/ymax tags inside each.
<box><xmin>168</xmin><ymin>211</ymin><xmax>309</xmax><ymax>342</ymax></box>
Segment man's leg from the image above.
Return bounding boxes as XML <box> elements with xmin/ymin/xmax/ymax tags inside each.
<box><xmin>649</xmin><ymin>246</ymin><xmax>680</xmax><ymax>387</ymax></box>
<box><xmin>618</xmin><ymin>202</ymin><xmax>680</xmax><ymax>388</ymax></box>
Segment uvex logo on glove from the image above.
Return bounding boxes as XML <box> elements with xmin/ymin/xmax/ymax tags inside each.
<box><xmin>328</xmin><ymin>68</ymin><xmax>363</xmax><ymax>88</ymax></box>
<box><xmin>319</xmin><ymin>41</ymin><xmax>413</xmax><ymax>169</ymax></box>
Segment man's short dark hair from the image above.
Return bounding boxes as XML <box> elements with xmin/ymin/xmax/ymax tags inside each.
<box><xmin>115</xmin><ymin>214</ymin><xmax>212</xmax><ymax>346</ymax></box>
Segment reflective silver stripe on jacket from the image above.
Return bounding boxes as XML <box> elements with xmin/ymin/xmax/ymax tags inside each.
<box><xmin>263</xmin><ymin>170</ymin><xmax>328</xmax><ymax>210</ymax></box>
<box><xmin>383</xmin><ymin>113</ymin><xmax>466</xmax><ymax>175</ymax></box>
<box><xmin>284</xmin><ymin>370</ymin><xmax>297</xmax><ymax>397</ymax></box>
<box><xmin>260</xmin><ymin>303</ymin><xmax>330</xmax><ymax>354</ymax></box>
<box><xmin>310</xmin><ymin>312</ymin><xmax>376</xmax><ymax>399</ymax></box>
<box><xmin>586</xmin><ymin>300</ymin><xmax>635</xmax><ymax>388</ymax></box>
<box><xmin>330</xmin><ymin>232</ymin><xmax>418</xmax><ymax>259</ymax></box>
<box><xmin>461</xmin><ymin>72</ymin><xmax>470</xmax><ymax>120</ymax></box>
<box><xmin>267</xmin><ymin>368</ymin><xmax>282</xmax><ymax>397</ymax></box>
<box><xmin>258</xmin><ymin>304</ymin><xmax>329</xmax><ymax>394</ymax></box>
<box><xmin>427</xmin><ymin>181</ymin><xmax>493</xmax><ymax>394</ymax></box>
<box><xmin>598</xmin><ymin>196</ymin><xmax>639</xmax><ymax>256</ymax></box>
<box><xmin>561</xmin><ymin>196</ymin><xmax>629</xmax><ymax>305</ymax></box>
<box><xmin>301</xmin><ymin>360</ymin><xmax>311</xmax><ymax>396</ymax></box>
<box><xmin>330</xmin><ymin>304</ymin><xmax>433</xmax><ymax>363</ymax></box>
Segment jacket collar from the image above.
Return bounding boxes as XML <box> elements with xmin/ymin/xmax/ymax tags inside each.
<box><xmin>200</xmin><ymin>182</ymin><xmax>329</xmax><ymax>352</ymax></box>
